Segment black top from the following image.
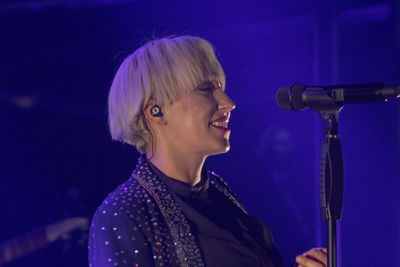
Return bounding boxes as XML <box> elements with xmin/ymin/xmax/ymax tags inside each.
<box><xmin>146</xmin><ymin>158</ymin><xmax>283</xmax><ymax>267</ymax></box>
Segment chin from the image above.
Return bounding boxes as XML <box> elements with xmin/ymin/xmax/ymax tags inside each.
<box><xmin>208</xmin><ymin>141</ymin><xmax>230</xmax><ymax>156</ymax></box>
<box><xmin>220</xmin><ymin>147</ymin><xmax>230</xmax><ymax>154</ymax></box>
<box><xmin>221</xmin><ymin>142</ymin><xmax>230</xmax><ymax>153</ymax></box>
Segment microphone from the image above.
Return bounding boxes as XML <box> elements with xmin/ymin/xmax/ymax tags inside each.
<box><xmin>276</xmin><ymin>83</ymin><xmax>400</xmax><ymax>111</ymax></box>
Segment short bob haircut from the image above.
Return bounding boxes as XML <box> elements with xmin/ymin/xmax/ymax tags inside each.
<box><xmin>108</xmin><ymin>36</ymin><xmax>226</xmax><ymax>153</ymax></box>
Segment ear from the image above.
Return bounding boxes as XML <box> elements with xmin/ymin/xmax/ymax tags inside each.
<box><xmin>144</xmin><ymin>100</ymin><xmax>167</xmax><ymax>126</ymax></box>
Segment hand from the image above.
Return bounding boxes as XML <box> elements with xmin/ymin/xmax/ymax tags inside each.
<box><xmin>296</xmin><ymin>248</ymin><xmax>327</xmax><ymax>267</ymax></box>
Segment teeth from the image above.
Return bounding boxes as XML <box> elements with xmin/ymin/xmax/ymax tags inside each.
<box><xmin>211</xmin><ymin>121</ymin><xmax>228</xmax><ymax>128</ymax></box>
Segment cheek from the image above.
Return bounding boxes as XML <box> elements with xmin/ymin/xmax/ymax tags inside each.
<box><xmin>184</xmin><ymin>106</ymin><xmax>212</xmax><ymax>128</ymax></box>
<box><xmin>184</xmin><ymin>96</ymin><xmax>215</xmax><ymax>117</ymax></box>
<box><xmin>168</xmin><ymin>94</ymin><xmax>216</xmax><ymax>132</ymax></box>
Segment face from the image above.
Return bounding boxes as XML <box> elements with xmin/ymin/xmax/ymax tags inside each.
<box><xmin>160</xmin><ymin>80</ymin><xmax>236</xmax><ymax>157</ymax></box>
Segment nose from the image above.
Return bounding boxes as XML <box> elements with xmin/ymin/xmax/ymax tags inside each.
<box><xmin>215</xmin><ymin>89</ymin><xmax>236</xmax><ymax>112</ymax></box>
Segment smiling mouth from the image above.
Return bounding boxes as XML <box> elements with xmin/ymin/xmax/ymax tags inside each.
<box><xmin>210</xmin><ymin>115</ymin><xmax>230</xmax><ymax>132</ymax></box>
<box><xmin>211</xmin><ymin>121</ymin><xmax>228</xmax><ymax>128</ymax></box>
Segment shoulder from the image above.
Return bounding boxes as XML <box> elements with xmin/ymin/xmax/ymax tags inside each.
<box><xmin>89</xmin><ymin>177</ymin><xmax>156</xmax><ymax>266</ymax></box>
<box><xmin>91</xmin><ymin>177</ymin><xmax>151</xmax><ymax>227</ymax></box>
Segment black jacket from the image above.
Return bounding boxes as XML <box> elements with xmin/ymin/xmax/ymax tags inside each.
<box><xmin>89</xmin><ymin>156</ymin><xmax>283</xmax><ymax>267</ymax></box>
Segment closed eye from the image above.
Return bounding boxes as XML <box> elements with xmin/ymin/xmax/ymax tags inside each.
<box><xmin>198</xmin><ymin>86</ymin><xmax>213</xmax><ymax>92</ymax></box>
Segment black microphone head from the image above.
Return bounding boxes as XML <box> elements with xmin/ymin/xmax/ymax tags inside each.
<box><xmin>275</xmin><ymin>83</ymin><xmax>308</xmax><ymax>111</ymax></box>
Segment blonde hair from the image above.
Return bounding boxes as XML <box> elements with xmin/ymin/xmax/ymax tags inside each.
<box><xmin>108</xmin><ymin>36</ymin><xmax>226</xmax><ymax>153</ymax></box>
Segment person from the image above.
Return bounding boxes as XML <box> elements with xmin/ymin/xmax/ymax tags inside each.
<box><xmin>88</xmin><ymin>35</ymin><xmax>327</xmax><ymax>267</ymax></box>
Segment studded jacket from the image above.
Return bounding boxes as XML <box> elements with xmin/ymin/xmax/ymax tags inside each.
<box><xmin>89</xmin><ymin>156</ymin><xmax>283</xmax><ymax>267</ymax></box>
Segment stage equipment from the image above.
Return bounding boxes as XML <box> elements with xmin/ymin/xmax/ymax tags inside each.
<box><xmin>0</xmin><ymin>217</ymin><xmax>88</xmax><ymax>265</ymax></box>
<box><xmin>276</xmin><ymin>83</ymin><xmax>400</xmax><ymax>111</ymax></box>
<box><xmin>275</xmin><ymin>83</ymin><xmax>399</xmax><ymax>267</ymax></box>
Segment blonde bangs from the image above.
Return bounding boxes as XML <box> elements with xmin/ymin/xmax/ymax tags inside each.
<box><xmin>146</xmin><ymin>36</ymin><xmax>225</xmax><ymax>106</ymax></box>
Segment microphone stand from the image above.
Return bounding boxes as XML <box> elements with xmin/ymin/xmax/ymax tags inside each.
<box><xmin>307</xmin><ymin>87</ymin><xmax>344</xmax><ymax>267</ymax></box>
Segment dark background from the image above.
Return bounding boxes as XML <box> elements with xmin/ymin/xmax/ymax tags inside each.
<box><xmin>0</xmin><ymin>0</ymin><xmax>399</xmax><ymax>266</ymax></box>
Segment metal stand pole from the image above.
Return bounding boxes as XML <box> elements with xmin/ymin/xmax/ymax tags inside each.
<box><xmin>328</xmin><ymin>219</ymin><xmax>337</xmax><ymax>267</ymax></box>
<box><xmin>318</xmin><ymin>112</ymin><xmax>344</xmax><ymax>267</ymax></box>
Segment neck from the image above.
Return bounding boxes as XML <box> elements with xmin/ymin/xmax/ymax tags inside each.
<box><xmin>146</xmin><ymin>149</ymin><xmax>206</xmax><ymax>186</ymax></box>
